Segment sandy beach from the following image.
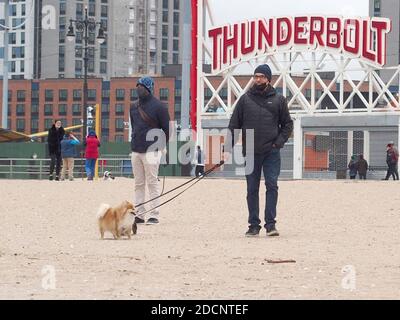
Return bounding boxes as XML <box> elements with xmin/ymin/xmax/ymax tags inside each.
<box><xmin>0</xmin><ymin>178</ymin><xmax>399</xmax><ymax>299</ymax></box>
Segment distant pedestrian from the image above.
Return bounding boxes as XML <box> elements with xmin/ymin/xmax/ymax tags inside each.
<box><xmin>357</xmin><ymin>154</ymin><xmax>368</xmax><ymax>180</ymax></box>
<box><xmin>384</xmin><ymin>141</ymin><xmax>399</xmax><ymax>180</ymax></box>
<box><xmin>84</xmin><ymin>130</ymin><xmax>100</xmax><ymax>181</ymax></box>
<box><xmin>60</xmin><ymin>132</ymin><xmax>80</xmax><ymax>181</ymax></box>
<box><xmin>348</xmin><ymin>155</ymin><xmax>358</xmax><ymax>180</ymax></box>
<box><xmin>195</xmin><ymin>145</ymin><xmax>205</xmax><ymax>177</ymax></box>
<box><xmin>48</xmin><ymin>119</ymin><xmax>65</xmax><ymax>181</ymax></box>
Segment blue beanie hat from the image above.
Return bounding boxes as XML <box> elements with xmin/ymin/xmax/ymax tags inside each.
<box><xmin>88</xmin><ymin>130</ymin><xmax>96</xmax><ymax>137</ymax></box>
<box><xmin>137</xmin><ymin>76</ymin><xmax>154</xmax><ymax>94</ymax></box>
<box><xmin>254</xmin><ymin>64</ymin><xmax>272</xmax><ymax>81</ymax></box>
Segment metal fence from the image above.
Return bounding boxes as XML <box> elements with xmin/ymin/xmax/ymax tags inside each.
<box><xmin>0</xmin><ymin>158</ymin><xmax>133</xmax><ymax>180</ymax></box>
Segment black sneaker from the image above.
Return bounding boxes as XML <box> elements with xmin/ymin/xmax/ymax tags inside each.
<box><xmin>55</xmin><ymin>176</ymin><xmax>60</xmax><ymax>181</ymax></box>
<box><xmin>134</xmin><ymin>217</ymin><xmax>145</xmax><ymax>224</ymax></box>
<box><xmin>266</xmin><ymin>227</ymin><xmax>279</xmax><ymax>237</ymax></box>
<box><xmin>146</xmin><ymin>218</ymin><xmax>159</xmax><ymax>225</ymax></box>
<box><xmin>49</xmin><ymin>175</ymin><xmax>53</xmax><ymax>181</ymax></box>
<box><xmin>245</xmin><ymin>226</ymin><xmax>260</xmax><ymax>237</ymax></box>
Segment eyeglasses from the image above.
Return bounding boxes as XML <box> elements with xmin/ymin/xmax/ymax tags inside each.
<box><xmin>253</xmin><ymin>74</ymin><xmax>266</xmax><ymax>80</ymax></box>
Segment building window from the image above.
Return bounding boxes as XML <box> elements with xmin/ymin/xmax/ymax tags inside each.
<box><xmin>16</xmin><ymin>119</ymin><xmax>25</xmax><ymax>132</ymax></box>
<box><xmin>162</xmin><ymin>10</ymin><xmax>168</xmax><ymax>23</ymax></box>
<box><xmin>88</xmin><ymin>89</ymin><xmax>97</xmax><ymax>101</ymax></box>
<box><xmin>173</xmin><ymin>12</ymin><xmax>179</xmax><ymax>25</ymax></box>
<box><xmin>162</xmin><ymin>52</ymin><xmax>168</xmax><ymax>64</ymax></box>
<box><xmin>21</xmin><ymin>32</ymin><xmax>25</xmax><ymax>44</ymax></box>
<box><xmin>115</xmin><ymin>104</ymin><xmax>125</xmax><ymax>115</ymax></box>
<box><xmin>100</xmin><ymin>47</ymin><xmax>107</xmax><ymax>59</ymax></box>
<box><xmin>58</xmin><ymin>104</ymin><xmax>67</xmax><ymax>116</ymax></box>
<box><xmin>31</xmin><ymin>104</ymin><xmax>39</xmax><ymax>114</ymax></box>
<box><xmin>162</xmin><ymin>24</ymin><xmax>168</xmax><ymax>37</ymax></box>
<box><xmin>162</xmin><ymin>38</ymin><xmax>168</xmax><ymax>50</ymax></box>
<box><xmin>89</xmin><ymin>3</ymin><xmax>96</xmax><ymax>16</ymax></box>
<box><xmin>101</xmin><ymin>5</ymin><xmax>108</xmax><ymax>17</ymax></box>
<box><xmin>45</xmin><ymin>90</ymin><xmax>54</xmax><ymax>101</ymax></box>
<box><xmin>16</xmin><ymin>104</ymin><xmax>25</xmax><ymax>116</ymax></box>
<box><xmin>75</xmin><ymin>60</ymin><xmax>83</xmax><ymax>72</ymax></box>
<box><xmin>102</xmin><ymin>89</ymin><xmax>110</xmax><ymax>99</ymax></box>
<box><xmin>101</xmin><ymin>103</ymin><xmax>110</xmax><ymax>114</ymax></box>
<box><xmin>100</xmin><ymin>62</ymin><xmax>107</xmax><ymax>74</ymax></box>
<box><xmin>72</xmin><ymin>104</ymin><xmax>81</xmax><ymax>116</ymax></box>
<box><xmin>174</xmin><ymin>0</ymin><xmax>180</xmax><ymax>10</ymax></box>
<box><xmin>31</xmin><ymin>119</ymin><xmax>39</xmax><ymax>132</ymax></box>
<box><xmin>17</xmin><ymin>90</ymin><xmax>26</xmax><ymax>102</ymax></box>
<box><xmin>116</xmin><ymin>89</ymin><xmax>125</xmax><ymax>101</ymax></box>
<box><xmin>88</xmin><ymin>59</ymin><xmax>95</xmax><ymax>73</ymax></box>
<box><xmin>73</xmin><ymin>89</ymin><xmax>82</xmax><ymax>101</ymax></box>
<box><xmin>115</xmin><ymin>118</ymin><xmax>125</xmax><ymax>132</ymax></box>
<box><xmin>159</xmin><ymin>88</ymin><xmax>169</xmax><ymax>101</ymax></box>
<box><xmin>163</xmin><ymin>0</ymin><xmax>169</xmax><ymax>9</ymax></box>
<box><xmin>173</xmin><ymin>53</ymin><xmax>179</xmax><ymax>64</ymax></box>
<box><xmin>44</xmin><ymin>119</ymin><xmax>53</xmax><ymax>130</ymax></box>
<box><xmin>115</xmin><ymin>135</ymin><xmax>125</xmax><ymax>142</ymax></box>
<box><xmin>173</xmin><ymin>24</ymin><xmax>179</xmax><ymax>37</ymax></box>
<box><xmin>9</xmin><ymin>33</ymin><xmax>16</xmax><ymax>45</ymax></box>
<box><xmin>60</xmin><ymin>2</ymin><xmax>66</xmax><ymax>15</ymax></box>
<box><xmin>75</xmin><ymin>46</ymin><xmax>82</xmax><ymax>58</ymax></box>
<box><xmin>44</xmin><ymin>104</ymin><xmax>53</xmax><ymax>116</ymax></box>
<box><xmin>173</xmin><ymin>40</ymin><xmax>179</xmax><ymax>52</ymax></box>
<box><xmin>130</xmin><ymin>89</ymin><xmax>138</xmax><ymax>101</ymax></box>
<box><xmin>32</xmin><ymin>90</ymin><xmax>39</xmax><ymax>100</ymax></box>
<box><xmin>101</xmin><ymin>118</ymin><xmax>109</xmax><ymax>129</ymax></box>
<box><xmin>59</xmin><ymin>89</ymin><xmax>68</xmax><ymax>101</ymax></box>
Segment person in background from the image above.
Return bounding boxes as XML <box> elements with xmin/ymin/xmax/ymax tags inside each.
<box><xmin>84</xmin><ymin>130</ymin><xmax>100</xmax><ymax>181</ymax></box>
<box><xmin>383</xmin><ymin>141</ymin><xmax>399</xmax><ymax>180</ymax></box>
<box><xmin>348</xmin><ymin>155</ymin><xmax>358</xmax><ymax>180</ymax></box>
<box><xmin>357</xmin><ymin>154</ymin><xmax>368</xmax><ymax>180</ymax></box>
<box><xmin>48</xmin><ymin>119</ymin><xmax>65</xmax><ymax>181</ymax></box>
<box><xmin>60</xmin><ymin>132</ymin><xmax>80</xmax><ymax>181</ymax></box>
<box><xmin>195</xmin><ymin>145</ymin><xmax>205</xmax><ymax>177</ymax></box>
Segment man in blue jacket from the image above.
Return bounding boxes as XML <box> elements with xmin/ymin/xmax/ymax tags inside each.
<box><xmin>130</xmin><ymin>77</ymin><xmax>170</xmax><ymax>225</ymax></box>
<box><xmin>224</xmin><ymin>64</ymin><xmax>293</xmax><ymax>237</ymax></box>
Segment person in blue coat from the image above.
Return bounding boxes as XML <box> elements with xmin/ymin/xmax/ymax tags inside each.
<box><xmin>60</xmin><ymin>132</ymin><xmax>80</xmax><ymax>181</ymax></box>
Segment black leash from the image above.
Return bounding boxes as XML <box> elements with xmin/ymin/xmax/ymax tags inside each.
<box><xmin>135</xmin><ymin>161</ymin><xmax>224</xmax><ymax>213</ymax></box>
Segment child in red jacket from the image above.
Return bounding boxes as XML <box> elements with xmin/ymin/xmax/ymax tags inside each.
<box><xmin>84</xmin><ymin>130</ymin><xmax>100</xmax><ymax>180</ymax></box>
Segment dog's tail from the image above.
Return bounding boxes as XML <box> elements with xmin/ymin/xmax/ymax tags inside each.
<box><xmin>96</xmin><ymin>203</ymin><xmax>111</xmax><ymax>219</ymax></box>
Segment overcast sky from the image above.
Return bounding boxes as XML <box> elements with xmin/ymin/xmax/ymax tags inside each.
<box><xmin>210</xmin><ymin>0</ymin><xmax>369</xmax><ymax>25</ymax></box>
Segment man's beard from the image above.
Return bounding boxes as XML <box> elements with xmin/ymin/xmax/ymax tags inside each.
<box><xmin>254</xmin><ymin>83</ymin><xmax>267</xmax><ymax>91</ymax></box>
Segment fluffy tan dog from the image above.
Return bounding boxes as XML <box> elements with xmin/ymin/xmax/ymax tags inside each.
<box><xmin>96</xmin><ymin>201</ymin><xmax>136</xmax><ymax>239</ymax></box>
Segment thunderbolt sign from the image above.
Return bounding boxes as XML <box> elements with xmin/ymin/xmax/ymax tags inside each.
<box><xmin>208</xmin><ymin>16</ymin><xmax>392</xmax><ymax>72</ymax></box>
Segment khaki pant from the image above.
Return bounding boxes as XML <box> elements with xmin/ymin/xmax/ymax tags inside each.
<box><xmin>131</xmin><ymin>151</ymin><xmax>162</xmax><ymax>219</ymax></box>
<box><xmin>61</xmin><ymin>158</ymin><xmax>75</xmax><ymax>180</ymax></box>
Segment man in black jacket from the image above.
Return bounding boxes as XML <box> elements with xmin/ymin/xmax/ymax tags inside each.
<box><xmin>130</xmin><ymin>77</ymin><xmax>170</xmax><ymax>225</ymax></box>
<box><xmin>48</xmin><ymin>119</ymin><xmax>65</xmax><ymax>181</ymax></box>
<box><xmin>224</xmin><ymin>64</ymin><xmax>293</xmax><ymax>237</ymax></box>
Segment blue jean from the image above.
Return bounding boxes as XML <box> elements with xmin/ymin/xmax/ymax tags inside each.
<box><xmin>85</xmin><ymin>159</ymin><xmax>96</xmax><ymax>178</ymax></box>
<box><xmin>245</xmin><ymin>148</ymin><xmax>281</xmax><ymax>230</ymax></box>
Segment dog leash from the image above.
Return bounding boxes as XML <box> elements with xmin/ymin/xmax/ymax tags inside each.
<box><xmin>135</xmin><ymin>161</ymin><xmax>224</xmax><ymax>214</ymax></box>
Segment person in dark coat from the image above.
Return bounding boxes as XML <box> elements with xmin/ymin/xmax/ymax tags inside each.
<box><xmin>224</xmin><ymin>64</ymin><xmax>293</xmax><ymax>237</ymax></box>
<box><xmin>84</xmin><ymin>130</ymin><xmax>100</xmax><ymax>181</ymax></box>
<box><xmin>357</xmin><ymin>154</ymin><xmax>368</xmax><ymax>180</ymax></box>
<box><xmin>384</xmin><ymin>142</ymin><xmax>399</xmax><ymax>180</ymax></box>
<box><xmin>348</xmin><ymin>155</ymin><xmax>358</xmax><ymax>179</ymax></box>
<box><xmin>195</xmin><ymin>145</ymin><xmax>205</xmax><ymax>177</ymax></box>
<box><xmin>48</xmin><ymin>119</ymin><xmax>65</xmax><ymax>181</ymax></box>
<box><xmin>130</xmin><ymin>76</ymin><xmax>170</xmax><ymax>225</ymax></box>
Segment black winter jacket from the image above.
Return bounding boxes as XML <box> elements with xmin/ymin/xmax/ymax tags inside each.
<box><xmin>130</xmin><ymin>94</ymin><xmax>170</xmax><ymax>153</ymax></box>
<box><xmin>48</xmin><ymin>125</ymin><xmax>65</xmax><ymax>154</ymax></box>
<box><xmin>227</xmin><ymin>85</ymin><xmax>293</xmax><ymax>156</ymax></box>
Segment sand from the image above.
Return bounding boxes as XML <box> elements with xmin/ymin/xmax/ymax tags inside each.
<box><xmin>0</xmin><ymin>177</ymin><xmax>399</xmax><ymax>300</ymax></box>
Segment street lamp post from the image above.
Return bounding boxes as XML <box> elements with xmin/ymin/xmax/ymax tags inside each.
<box><xmin>66</xmin><ymin>6</ymin><xmax>105</xmax><ymax>141</ymax></box>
